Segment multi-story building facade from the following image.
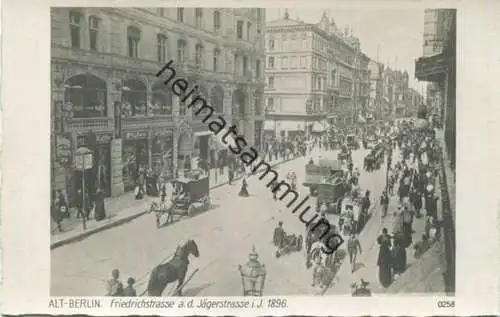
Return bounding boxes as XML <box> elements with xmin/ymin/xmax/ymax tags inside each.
<box><xmin>368</xmin><ymin>60</ymin><xmax>384</xmax><ymax>118</ymax></box>
<box><xmin>51</xmin><ymin>7</ymin><xmax>266</xmax><ymax>197</ymax></box>
<box><xmin>264</xmin><ymin>11</ymin><xmax>361</xmax><ymax>138</ymax></box>
<box><xmin>415</xmin><ymin>9</ymin><xmax>456</xmax><ymax>168</ymax></box>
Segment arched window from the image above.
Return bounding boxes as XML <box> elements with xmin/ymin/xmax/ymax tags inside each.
<box><xmin>88</xmin><ymin>15</ymin><xmax>100</xmax><ymax>51</ymax></box>
<box><xmin>210</xmin><ymin>86</ymin><xmax>224</xmax><ymax>113</ymax></box>
<box><xmin>69</xmin><ymin>10</ymin><xmax>82</xmax><ymax>48</ymax></box>
<box><xmin>121</xmin><ymin>79</ymin><xmax>147</xmax><ymax>116</ymax></box>
<box><xmin>151</xmin><ymin>81</ymin><xmax>173</xmax><ymax>115</ymax></box>
<box><xmin>127</xmin><ymin>26</ymin><xmax>141</xmax><ymax>58</ymax></box>
<box><xmin>64</xmin><ymin>74</ymin><xmax>107</xmax><ymax>118</ymax></box>
<box><xmin>157</xmin><ymin>34</ymin><xmax>167</xmax><ymax>63</ymax></box>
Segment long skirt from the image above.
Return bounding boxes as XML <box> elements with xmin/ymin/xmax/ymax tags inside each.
<box><xmin>378</xmin><ymin>263</ymin><xmax>392</xmax><ymax>288</ymax></box>
<box><xmin>239</xmin><ymin>185</ymin><xmax>249</xmax><ymax>197</ymax></box>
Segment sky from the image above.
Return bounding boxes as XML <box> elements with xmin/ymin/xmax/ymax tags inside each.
<box><xmin>266</xmin><ymin>8</ymin><xmax>428</xmax><ymax>94</ymax></box>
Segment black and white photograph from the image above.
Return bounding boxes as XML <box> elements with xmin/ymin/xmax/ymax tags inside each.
<box><xmin>49</xmin><ymin>7</ymin><xmax>456</xmax><ymax>298</ymax></box>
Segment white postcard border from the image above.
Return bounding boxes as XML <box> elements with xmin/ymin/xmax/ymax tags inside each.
<box><xmin>2</xmin><ymin>0</ymin><xmax>499</xmax><ymax>315</ymax></box>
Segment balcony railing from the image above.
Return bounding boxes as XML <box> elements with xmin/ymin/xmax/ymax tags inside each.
<box><xmin>123</xmin><ymin>115</ymin><xmax>175</xmax><ymax>128</ymax></box>
<box><xmin>66</xmin><ymin>117</ymin><xmax>113</xmax><ymax>131</ymax></box>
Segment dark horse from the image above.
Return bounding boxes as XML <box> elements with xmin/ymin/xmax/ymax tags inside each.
<box><xmin>147</xmin><ymin>239</ymin><xmax>200</xmax><ymax>296</ymax></box>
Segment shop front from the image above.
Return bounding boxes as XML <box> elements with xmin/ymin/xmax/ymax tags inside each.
<box><xmin>194</xmin><ymin>131</ymin><xmax>211</xmax><ymax>170</ymax></box>
<box><xmin>122</xmin><ymin>130</ymin><xmax>149</xmax><ymax>192</ymax></box>
<box><xmin>75</xmin><ymin>132</ymin><xmax>113</xmax><ymax>197</ymax></box>
<box><xmin>177</xmin><ymin>121</ymin><xmax>194</xmax><ymax>174</ymax></box>
<box><xmin>151</xmin><ymin>128</ymin><xmax>174</xmax><ymax>181</ymax></box>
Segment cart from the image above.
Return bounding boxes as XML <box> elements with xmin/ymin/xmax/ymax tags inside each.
<box><xmin>149</xmin><ymin>176</ymin><xmax>211</xmax><ymax>227</ymax></box>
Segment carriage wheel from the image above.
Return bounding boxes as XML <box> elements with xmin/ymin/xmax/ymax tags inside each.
<box><xmin>187</xmin><ymin>204</ymin><xmax>195</xmax><ymax>217</ymax></box>
<box><xmin>297</xmin><ymin>235</ymin><xmax>303</xmax><ymax>251</ymax></box>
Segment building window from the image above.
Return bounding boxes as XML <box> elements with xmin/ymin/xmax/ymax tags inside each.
<box><xmin>318</xmin><ymin>77</ymin><xmax>322</xmax><ymax>90</ymax></box>
<box><xmin>127</xmin><ymin>26</ymin><xmax>141</xmax><ymax>58</ymax></box>
<box><xmin>210</xmin><ymin>85</ymin><xmax>224</xmax><ymax>113</ymax></box>
<box><xmin>247</xmin><ymin>22</ymin><xmax>252</xmax><ymax>40</ymax></box>
<box><xmin>177</xmin><ymin>8</ymin><xmax>184</xmax><ymax>22</ymax></box>
<box><xmin>195</xmin><ymin>8</ymin><xmax>203</xmax><ymax>28</ymax></box>
<box><xmin>151</xmin><ymin>82</ymin><xmax>173</xmax><ymax>115</ymax></box>
<box><xmin>213</xmin><ymin>10</ymin><xmax>221</xmax><ymax>34</ymax></box>
<box><xmin>157</xmin><ymin>34</ymin><xmax>167</xmax><ymax>63</ymax></box>
<box><xmin>268</xmin><ymin>39</ymin><xmax>275</xmax><ymax>50</ymax></box>
<box><xmin>242</xmin><ymin>56</ymin><xmax>248</xmax><ymax>76</ymax></box>
<box><xmin>69</xmin><ymin>10</ymin><xmax>81</xmax><ymax>49</ymax></box>
<box><xmin>213</xmin><ymin>48</ymin><xmax>220</xmax><ymax>71</ymax></box>
<box><xmin>267</xmin><ymin>97</ymin><xmax>274</xmax><ymax>111</ymax></box>
<box><xmin>195</xmin><ymin>43</ymin><xmax>203</xmax><ymax>68</ymax></box>
<box><xmin>255</xmin><ymin>59</ymin><xmax>261</xmax><ymax>79</ymax></box>
<box><xmin>268</xmin><ymin>56</ymin><xmax>274</xmax><ymax>68</ymax></box>
<box><xmin>88</xmin><ymin>16</ymin><xmax>99</xmax><ymax>51</ymax></box>
<box><xmin>177</xmin><ymin>39</ymin><xmax>186</xmax><ymax>62</ymax></box>
<box><xmin>268</xmin><ymin>76</ymin><xmax>274</xmax><ymax>88</ymax></box>
<box><xmin>236</xmin><ymin>20</ymin><xmax>244</xmax><ymax>39</ymax></box>
<box><xmin>157</xmin><ymin>8</ymin><xmax>165</xmax><ymax>17</ymax></box>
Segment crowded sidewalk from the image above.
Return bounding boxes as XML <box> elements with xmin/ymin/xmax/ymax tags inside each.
<box><xmin>51</xmin><ymin>153</ymin><xmax>301</xmax><ymax>249</ymax></box>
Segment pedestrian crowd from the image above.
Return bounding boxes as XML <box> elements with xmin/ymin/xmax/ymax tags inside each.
<box><xmin>105</xmin><ymin>268</ymin><xmax>138</xmax><ymax>297</ymax></box>
<box><xmin>376</xmin><ymin>120</ymin><xmax>442</xmax><ymax>289</ymax></box>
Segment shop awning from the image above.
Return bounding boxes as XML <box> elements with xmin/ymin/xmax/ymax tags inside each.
<box><xmin>276</xmin><ymin>120</ymin><xmax>305</xmax><ymax>131</ymax></box>
<box><xmin>263</xmin><ymin>120</ymin><xmax>275</xmax><ymax>130</ymax></box>
<box><xmin>311</xmin><ymin>121</ymin><xmax>327</xmax><ymax>133</ymax></box>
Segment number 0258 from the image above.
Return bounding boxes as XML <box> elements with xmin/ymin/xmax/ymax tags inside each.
<box><xmin>437</xmin><ymin>300</ymin><xmax>455</xmax><ymax>308</ymax></box>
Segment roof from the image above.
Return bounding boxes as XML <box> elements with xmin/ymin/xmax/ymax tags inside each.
<box><xmin>266</xmin><ymin>18</ymin><xmax>307</xmax><ymax>28</ymax></box>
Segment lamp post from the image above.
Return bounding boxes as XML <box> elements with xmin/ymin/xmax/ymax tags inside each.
<box><xmin>238</xmin><ymin>245</ymin><xmax>266</xmax><ymax>296</ymax></box>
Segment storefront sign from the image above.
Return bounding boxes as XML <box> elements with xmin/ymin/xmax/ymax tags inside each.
<box><xmin>77</xmin><ymin>132</ymin><xmax>113</xmax><ymax>147</ymax></box>
<box><xmin>74</xmin><ymin>147</ymin><xmax>93</xmax><ymax>170</ymax></box>
<box><xmin>55</xmin><ymin>135</ymin><xmax>72</xmax><ymax>166</ymax></box>
<box><xmin>124</xmin><ymin>130</ymin><xmax>149</xmax><ymax>140</ymax></box>
<box><xmin>415</xmin><ymin>54</ymin><xmax>448</xmax><ymax>78</ymax></box>
<box><xmin>153</xmin><ymin>128</ymin><xmax>173</xmax><ymax>137</ymax></box>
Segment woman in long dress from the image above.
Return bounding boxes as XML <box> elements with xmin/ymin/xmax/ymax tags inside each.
<box><xmin>94</xmin><ymin>188</ymin><xmax>106</xmax><ymax>221</ymax></box>
<box><xmin>377</xmin><ymin>228</ymin><xmax>393</xmax><ymax>288</ymax></box>
<box><xmin>238</xmin><ymin>177</ymin><xmax>249</xmax><ymax>197</ymax></box>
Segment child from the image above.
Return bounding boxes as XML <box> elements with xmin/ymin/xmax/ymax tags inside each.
<box><xmin>123</xmin><ymin>277</ymin><xmax>137</xmax><ymax>296</ymax></box>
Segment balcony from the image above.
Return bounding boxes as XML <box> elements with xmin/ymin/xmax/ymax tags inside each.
<box><xmin>123</xmin><ymin>115</ymin><xmax>175</xmax><ymax>129</ymax></box>
<box><xmin>66</xmin><ymin>117</ymin><xmax>113</xmax><ymax>132</ymax></box>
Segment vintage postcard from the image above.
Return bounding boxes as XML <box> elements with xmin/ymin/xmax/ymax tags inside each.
<box><xmin>1</xmin><ymin>0</ymin><xmax>499</xmax><ymax>315</ymax></box>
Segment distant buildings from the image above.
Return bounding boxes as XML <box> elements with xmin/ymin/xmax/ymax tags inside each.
<box><xmin>51</xmin><ymin>7</ymin><xmax>266</xmax><ymax>197</ymax></box>
<box><xmin>264</xmin><ymin>11</ymin><xmax>370</xmax><ymax>139</ymax></box>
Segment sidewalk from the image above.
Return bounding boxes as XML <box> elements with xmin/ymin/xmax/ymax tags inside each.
<box><xmin>325</xmin><ymin>148</ymin><xmax>438</xmax><ymax>295</ymax></box>
<box><xmin>50</xmin><ymin>154</ymin><xmax>301</xmax><ymax>250</ymax></box>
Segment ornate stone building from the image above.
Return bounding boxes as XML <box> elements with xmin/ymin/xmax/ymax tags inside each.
<box><xmin>51</xmin><ymin>7</ymin><xmax>266</xmax><ymax>197</ymax></box>
<box><xmin>264</xmin><ymin>11</ymin><xmax>366</xmax><ymax>138</ymax></box>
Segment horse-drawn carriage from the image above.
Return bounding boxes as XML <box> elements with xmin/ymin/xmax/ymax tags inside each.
<box><xmin>316</xmin><ymin>179</ymin><xmax>347</xmax><ymax>214</ymax></box>
<box><xmin>148</xmin><ymin>176</ymin><xmax>211</xmax><ymax>228</ymax></box>
<box><xmin>304</xmin><ymin>159</ymin><xmax>345</xmax><ymax>196</ymax></box>
<box><xmin>346</xmin><ymin>134</ymin><xmax>359</xmax><ymax>150</ymax></box>
<box><xmin>338</xmin><ymin>195</ymin><xmax>363</xmax><ymax>236</ymax></box>
<box><xmin>337</xmin><ymin>146</ymin><xmax>352</xmax><ymax>162</ymax></box>
<box><xmin>364</xmin><ymin>145</ymin><xmax>384</xmax><ymax>172</ymax></box>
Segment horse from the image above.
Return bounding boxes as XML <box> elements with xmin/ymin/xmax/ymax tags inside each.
<box><xmin>148</xmin><ymin>200</ymin><xmax>175</xmax><ymax>228</ymax></box>
<box><xmin>147</xmin><ymin>239</ymin><xmax>199</xmax><ymax>296</ymax></box>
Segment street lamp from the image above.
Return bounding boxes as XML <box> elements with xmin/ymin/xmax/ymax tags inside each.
<box><xmin>238</xmin><ymin>245</ymin><xmax>266</xmax><ymax>296</ymax></box>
